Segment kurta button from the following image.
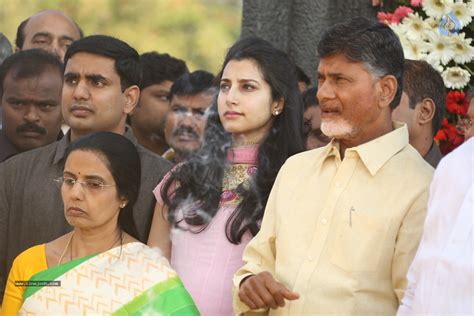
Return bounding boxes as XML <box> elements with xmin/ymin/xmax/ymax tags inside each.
<box><xmin>321</xmin><ymin>218</ymin><xmax>327</xmax><ymax>225</ymax></box>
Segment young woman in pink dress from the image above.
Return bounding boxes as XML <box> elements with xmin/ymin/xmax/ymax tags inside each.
<box><xmin>148</xmin><ymin>37</ymin><xmax>305</xmax><ymax>316</ymax></box>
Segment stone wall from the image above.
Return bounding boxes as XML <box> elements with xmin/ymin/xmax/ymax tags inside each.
<box><xmin>241</xmin><ymin>0</ymin><xmax>379</xmax><ymax>83</ymax></box>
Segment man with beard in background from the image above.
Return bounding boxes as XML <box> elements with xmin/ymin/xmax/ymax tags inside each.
<box><xmin>163</xmin><ymin>70</ymin><xmax>216</xmax><ymax>163</ymax></box>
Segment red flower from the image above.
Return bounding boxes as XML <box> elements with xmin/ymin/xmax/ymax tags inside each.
<box><xmin>446</xmin><ymin>90</ymin><xmax>469</xmax><ymax>115</ymax></box>
<box><xmin>434</xmin><ymin>118</ymin><xmax>449</xmax><ymax>142</ymax></box>
<box><xmin>434</xmin><ymin>118</ymin><xmax>465</xmax><ymax>154</ymax></box>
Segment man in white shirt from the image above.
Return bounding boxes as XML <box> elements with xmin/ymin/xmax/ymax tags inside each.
<box><xmin>398</xmin><ymin>138</ymin><xmax>474</xmax><ymax>315</ymax></box>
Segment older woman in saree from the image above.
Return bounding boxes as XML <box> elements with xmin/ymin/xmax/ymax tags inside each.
<box><xmin>1</xmin><ymin>132</ymin><xmax>198</xmax><ymax>315</ymax></box>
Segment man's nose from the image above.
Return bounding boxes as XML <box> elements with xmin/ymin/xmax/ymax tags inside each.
<box><xmin>179</xmin><ymin>111</ymin><xmax>196</xmax><ymax>127</ymax></box>
<box><xmin>71</xmin><ymin>80</ymin><xmax>90</xmax><ymax>101</ymax></box>
<box><xmin>23</xmin><ymin>105</ymin><xmax>40</xmax><ymax>122</ymax></box>
<box><xmin>47</xmin><ymin>41</ymin><xmax>62</xmax><ymax>61</ymax></box>
<box><xmin>317</xmin><ymin>80</ymin><xmax>335</xmax><ymax>103</ymax></box>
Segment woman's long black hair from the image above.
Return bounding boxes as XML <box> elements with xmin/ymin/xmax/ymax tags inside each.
<box><xmin>161</xmin><ymin>37</ymin><xmax>305</xmax><ymax>244</ymax></box>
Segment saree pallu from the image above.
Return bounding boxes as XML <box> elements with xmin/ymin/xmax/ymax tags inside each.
<box><xmin>19</xmin><ymin>242</ymin><xmax>199</xmax><ymax>315</ymax></box>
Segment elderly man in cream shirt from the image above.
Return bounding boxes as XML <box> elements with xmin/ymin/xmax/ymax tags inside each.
<box><xmin>233</xmin><ymin>17</ymin><xmax>434</xmax><ymax>316</ymax></box>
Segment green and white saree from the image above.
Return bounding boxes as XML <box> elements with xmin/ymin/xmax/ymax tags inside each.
<box><xmin>19</xmin><ymin>242</ymin><xmax>199</xmax><ymax>315</ymax></box>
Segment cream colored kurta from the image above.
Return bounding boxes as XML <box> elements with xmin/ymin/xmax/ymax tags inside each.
<box><xmin>233</xmin><ymin>123</ymin><xmax>434</xmax><ymax>316</ymax></box>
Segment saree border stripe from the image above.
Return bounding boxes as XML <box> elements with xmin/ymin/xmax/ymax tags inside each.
<box><xmin>112</xmin><ymin>276</ymin><xmax>200</xmax><ymax>315</ymax></box>
<box><xmin>23</xmin><ymin>254</ymin><xmax>96</xmax><ymax>301</ymax></box>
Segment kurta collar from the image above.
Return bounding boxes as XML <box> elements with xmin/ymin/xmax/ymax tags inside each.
<box><xmin>323</xmin><ymin>122</ymin><xmax>409</xmax><ymax>176</ymax></box>
<box><xmin>227</xmin><ymin>145</ymin><xmax>259</xmax><ymax>164</ymax></box>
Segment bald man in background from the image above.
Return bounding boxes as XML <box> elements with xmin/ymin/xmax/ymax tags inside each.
<box><xmin>15</xmin><ymin>9</ymin><xmax>83</xmax><ymax>61</ymax></box>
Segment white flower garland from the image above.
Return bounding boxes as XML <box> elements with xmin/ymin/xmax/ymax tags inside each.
<box><xmin>386</xmin><ymin>0</ymin><xmax>473</xmax><ymax>90</ymax></box>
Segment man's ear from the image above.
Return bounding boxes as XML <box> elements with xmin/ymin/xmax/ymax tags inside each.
<box><xmin>378</xmin><ymin>75</ymin><xmax>398</xmax><ymax>109</ymax></box>
<box><xmin>123</xmin><ymin>85</ymin><xmax>140</xmax><ymax>115</ymax></box>
<box><xmin>416</xmin><ymin>98</ymin><xmax>435</xmax><ymax>125</ymax></box>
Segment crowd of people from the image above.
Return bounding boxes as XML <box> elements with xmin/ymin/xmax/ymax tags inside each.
<box><xmin>0</xmin><ymin>8</ymin><xmax>472</xmax><ymax>316</ymax></box>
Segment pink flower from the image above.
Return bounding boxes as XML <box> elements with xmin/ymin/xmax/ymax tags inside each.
<box><xmin>393</xmin><ymin>5</ymin><xmax>414</xmax><ymax>23</ymax></box>
<box><xmin>410</xmin><ymin>0</ymin><xmax>422</xmax><ymax>7</ymax></box>
<box><xmin>377</xmin><ymin>11</ymin><xmax>395</xmax><ymax>24</ymax></box>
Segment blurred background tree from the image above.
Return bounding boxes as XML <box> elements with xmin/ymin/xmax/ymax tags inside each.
<box><xmin>0</xmin><ymin>0</ymin><xmax>242</xmax><ymax>73</ymax></box>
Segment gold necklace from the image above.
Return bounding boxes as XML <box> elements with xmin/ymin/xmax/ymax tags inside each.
<box><xmin>57</xmin><ymin>232</ymin><xmax>74</xmax><ymax>266</ymax></box>
<box><xmin>57</xmin><ymin>230</ymin><xmax>123</xmax><ymax>266</ymax></box>
<box><xmin>232</xmin><ymin>135</ymin><xmax>264</xmax><ymax>147</ymax></box>
<box><xmin>232</xmin><ymin>139</ymin><xmax>262</xmax><ymax>147</ymax></box>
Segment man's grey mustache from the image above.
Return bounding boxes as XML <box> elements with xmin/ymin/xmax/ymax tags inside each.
<box><xmin>172</xmin><ymin>126</ymin><xmax>199</xmax><ymax>139</ymax></box>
